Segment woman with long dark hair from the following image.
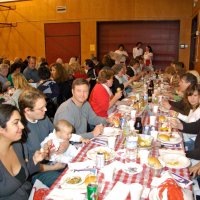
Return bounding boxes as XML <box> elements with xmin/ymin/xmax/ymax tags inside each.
<box><xmin>0</xmin><ymin>104</ymin><xmax>45</xmax><ymax>199</ymax></box>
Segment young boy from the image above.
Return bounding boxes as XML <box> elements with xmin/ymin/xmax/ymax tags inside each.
<box><xmin>41</xmin><ymin>120</ymin><xmax>88</xmax><ymax>164</ymax></box>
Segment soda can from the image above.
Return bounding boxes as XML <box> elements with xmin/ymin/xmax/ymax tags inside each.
<box><xmin>87</xmin><ymin>183</ymin><xmax>98</xmax><ymax>200</ymax></box>
<box><xmin>120</xmin><ymin>117</ymin><xmax>125</xmax><ymax>129</ymax></box>
<box><xmin>96</xmin><ymin>152</ymin><xmax>105</xmax><ymax>169</ymax></box>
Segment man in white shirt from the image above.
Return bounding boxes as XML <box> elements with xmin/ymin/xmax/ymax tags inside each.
<box><xmin>132</xmin><ymin>42</ymin><xmax>143</xmax><ymax>59</ymax></box>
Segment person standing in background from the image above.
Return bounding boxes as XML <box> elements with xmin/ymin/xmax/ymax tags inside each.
<box><xmin>132</xmin><ymin>42</ymin><xmax>143</xmax><ymax>59</ymax></box>
<box><xmin>114</xmin><ymin>44</ymin><xmax>129</xmax><ymax>64</ymax></box>
<box><xmin>143</xmin><ymin>45</ymin><xmax>154</xmax><ymax>71</ymax></box>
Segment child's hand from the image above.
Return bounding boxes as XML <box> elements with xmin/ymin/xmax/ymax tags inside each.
<box><xmin>81</xmin><ymin>138</ymin><xmax>90</xmax><ymax>144</ymax></box>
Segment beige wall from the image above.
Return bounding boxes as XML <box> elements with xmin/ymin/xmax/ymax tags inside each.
<box><xmin>0</xmin><ymin>0</ymin><xmax>192</xmax><ymax>68</ymax></box>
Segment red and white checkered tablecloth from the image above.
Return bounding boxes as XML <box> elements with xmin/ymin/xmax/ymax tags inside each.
<box><xmin>45</xmin><ymin>110</ymin><xmax>192</xmax><ymax>200</ymax></box>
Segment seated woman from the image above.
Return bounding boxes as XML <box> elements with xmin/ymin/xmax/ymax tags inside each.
<box><xmin>70</xmin><ymin>62</ymin><xmax>87</xmax><ymax>79</ymax></box>
<box><xmin>12</xmin><ymin>73</ymin><xmax>33</xmax><ymax>108</ymax></box>
<box><xmin>0</xmin><ymin>104</ymin><xmax>45</xmax><ymax>199</ymax></box>
<box><xmin>171</xmin><ymin>116</ymin><xmax>200</xmax><ymax>161</ymax></box>
<box><xmin>111</xmin><ymin>64</ymin><xmax>137</xmax><ymax>100</ymax></box>
<box><xmin>7</xmin><ymin>62</ymin><xmax>22</xmax><ymax>87</ymax></box>
<box><xmin>50</xmin><ymin>63</ymin><xmax>74</xmax><ymax>106</ymax></box>
<box><xmin>162</xmin><ymin>73</ymin><xmax>197</xmax><ymax>115</ymax></box>
<box><xmin>37</xmin><ymin>66</ymin><xmax>60</xmax><ymax>118</ymax></box>
<box><xmin>89</xmin><ymin>69</ymin><xmax>122</xmax><ymax>117</ymax></box>
<box><xmin>170</xmin><ymin>84</ymin><xmax>200</xmax><ymax>151</ymax></box>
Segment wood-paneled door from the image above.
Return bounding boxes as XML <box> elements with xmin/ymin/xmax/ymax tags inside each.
<box><xmin>97</xmin><ymin>21</ymin><xmax>180</xmax><ymax>69</ymax></box>
<box><xmin>44</xmin><ymin>22</ymin><xmax>81</xmax><ymax>64</ymax></box>
<box><xmin>189</xmin><ymin>15</ymin><xmax>198</xmax><ymax>70</ymax></box>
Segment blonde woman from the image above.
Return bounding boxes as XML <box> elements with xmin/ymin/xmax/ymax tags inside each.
<box><xmin>12</xmin><ymin>73</ymin><xmax>33</xmax><ymax>107</ymax></box>
<box><xmin>71</xmin><ymin>62</ymin><xmax>87</xmax><ymax>79</ymax></box>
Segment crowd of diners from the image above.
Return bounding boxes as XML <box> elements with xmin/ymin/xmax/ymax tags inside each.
<box><xmin>0</xmin><ymin>42</ymin><xmax>200</xmax><ymax>199</ymax></box>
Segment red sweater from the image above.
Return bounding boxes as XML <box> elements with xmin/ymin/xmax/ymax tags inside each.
<box><xmin>89</xmin><ymin>83</ymin><xmax>111</xmax><ymax>117</ymax></box>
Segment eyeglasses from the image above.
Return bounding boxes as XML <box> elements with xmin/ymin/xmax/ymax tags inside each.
<box><xmin>31</xmin><ymin>104</ymin><xmax>47</xmax><ymax>112</ymax></box>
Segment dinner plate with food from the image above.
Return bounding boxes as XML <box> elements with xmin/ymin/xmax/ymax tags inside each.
<box><xmin>149</xmin><ymin>178</ymin><xmax>193</xmax><ymax>200</ymax></box>
<box><xmin>159</xmin><ymin>106</ymin><xmax>169</xmax><ymax>113</ymax></box>
<box><xmin>87</xmin><ymin>146</ymin><xmax>116</xmax><ymax>162</ymax></box>
<box><xmin>158</xmin><ymin>132</ymin><xmax>182</xmax><ymax>144</ymax></box>
<box><xmin>122</xmin><ymin>162</ymin><xmax>143</xmax><ymax>175</ymax></box>
<box><xmin>159</xmin><ymin>154</ymin><xmax>190</xmax><ymax>169</ymax></box>
<box><xmin>102</xmin><ymin>127</ymin><xmax>121</xmax><ymax>137</ymax></box>
<box><xmin>60</xmin><ymin>172</ymin><xmax>85</xmax><ymax>188</ymax></box>
<box><xmin>117</xmin><ymin>105</ymin><xmax>131</xmax><ymax>113</ymax></box>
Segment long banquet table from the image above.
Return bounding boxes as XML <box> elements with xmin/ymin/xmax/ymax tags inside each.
<box><xmin>45</xmin><ymin>108</ymin><xmax>192</xmax><ymax>200</ymax></box>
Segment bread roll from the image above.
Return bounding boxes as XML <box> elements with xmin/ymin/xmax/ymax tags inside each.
<box><xmin>84</xmin><ymin>175</ymin><xmax>97</xmax><ymax>185</ymax></box>
<box><xmin>148</xmin><ymin>157</ymin><xmax>162</xmax><ymax>169</ymax></box>
<box><xmin>159</xmin><ymin>116</ymin><xmax>166</xmax><ymax>122</ymax></box>
<box><xmin>117</xmin><ymin>87</ymin><xmax>121</xmax><ymax>92</ymax></box>
<box><xmin>158</xmin><ymin>134</ymin><xmax>170</xmax><ymax>142</ymax></box>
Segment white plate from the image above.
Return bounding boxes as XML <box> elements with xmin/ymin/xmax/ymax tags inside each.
<box><xmin>117</xmin><ymin>105</ymin><xmax>131</xmax><ymax>113</ymax></box>
<box><xmin>102</xmin><ymin>127</ymin><xmax>121</xmax><ymax>136</ymax></box>
<box><xmin>60</xmin><ymin>172</ymin><xmax>85</xmax><ymax>188</ymax></box>
<box><xmin>159</xmin><ymin>154</ymin><xmax>190</xmax><ymax>169</ymax></box>
<box><xmin>122</xmin><ymin>163</ymin><xmax>143</xmax><ymax>175</ymax></box>
<box><xmin>158</xmin><ymin>132</ymin><xmax>182</xmax><ymax>144</ymax></box>
<box><xmin>87</xmin><ymin>146</ymin><xmax>116</xmax><ymax>161</ymax></box>
<box><xmin>159</xmin><ymin>106</ymin><xmax>169</xmax><ymax>113</ymax></box>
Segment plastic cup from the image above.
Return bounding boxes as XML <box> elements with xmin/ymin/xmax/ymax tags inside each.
<box><xmin>139</xmin><ymin>149</ymin><xmax>150</xmax><ymax>164</ymax></box>
<box><xmin>107</xmin><ymin>136</ymin><xmax>116</xmax><ymax>149</ymax></box>
<box><xmin>130</xmin><ymin>183</ymin><xmax>143</xmax><ymax>200</ymax></box>
<box><xmin>153</xmin><ymin>105</ymin><xmax>159</xmax><ymax>114</ymax></box>
<box><xmin>131</xmin><ymin>109</ymin><xmax>137</xmax><ymax>119</ymax></box>
<box><xmin>150</xmin><ymin>130</ymin><xmax>158</xmax><ymax>141</ymax></box>
<box><xmin>103</xmin><ymin>166</ymin><xmax>115</xmax><ymax>182</ymax></box>
<box><xmin>158</xmin><ymin>95</ymin><xmax>162</xmax><ymax>103</ymax></box>
<box><xmin>150</xmin><ymin>115</ymin><xmax>156</xmax><ymax>126</ymax></box>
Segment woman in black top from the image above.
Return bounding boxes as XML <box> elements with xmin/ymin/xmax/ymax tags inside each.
<box><xmin>50</xmin><ymin>63</ymin><xmax>74</xmax><ymax>106</ymax></box>
<box><xmin>0</xmin><ymin>104</ymin><xmax>46</xmax><ymax>199</ymax></box>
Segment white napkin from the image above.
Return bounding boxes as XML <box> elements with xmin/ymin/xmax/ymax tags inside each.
<box><xmin>68</xmin><ymin>160</ymin><xmax>95</xmax><ymax>170</ymax></box>
<box><xmin>46</xmin><ymin>188</ymin><xmax>85</xmax><ymax>200</ymax></box>
<box><xmin>100</xmin><ymin>161</ymin><xmax>124</xmax><ymax>182</ymax></box>
<box><xmin>130</xmin><ymin>183</ymin><xmax>143</xmax><ymax>200</ymax></box>
<box><xmin>151</xmin><ymin>171</ymin><xmax>175</xmax><ymax>187</ymax></box>
<box><xmin>104</xmin><ymin>181</ymin><xmax>130</xmax><ymax>200</ymax></box>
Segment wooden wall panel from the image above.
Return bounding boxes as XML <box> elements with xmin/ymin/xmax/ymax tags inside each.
<box><xmin>98</xmin><ymin>21</ymin><xmax>180</xmax><ymax>69</ymax></box>
<box><xmin>44</xmin><ymin>22</ymin><xmax>80</xmax><ymax>64</ymax></box>
<box><xmin>0</xmin><ymin>0</ymin><xmax>193</xmax><ymax>69</ymax></box>
<box><xmin>192</xmin><ymin>1</ymin><xmax>200</xmax><ymax>72</ymax></box>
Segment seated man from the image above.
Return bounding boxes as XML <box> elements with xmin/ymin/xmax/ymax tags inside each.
<box><xmin>23</xmin><ymin>56</ymin><xmax>40</xmax><ymax>83</ymax></box>
<box><xmin>54</xmin><ymin>78</ymin><xmax>107</xmax><ymax>139</ymax></box>
<box><xmin>19</xmin><ymin>88</ymin><xmax>67</xmax><ymax>187</ymax></box>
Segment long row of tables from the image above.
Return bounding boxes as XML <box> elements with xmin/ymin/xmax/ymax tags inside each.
<box><xmin>45</xmin><ymin>106</ymin><xmax>192</xmax><ymax>200</ymax></box>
